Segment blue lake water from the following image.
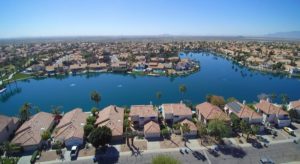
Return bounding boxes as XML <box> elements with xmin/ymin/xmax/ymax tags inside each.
<box><xmin>1</xmin><ymin>52</ymin><xmax>300</xmax><ymax>116</ymax></box>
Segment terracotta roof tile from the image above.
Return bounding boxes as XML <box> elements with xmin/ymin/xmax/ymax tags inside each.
<box><xmin>255</xmin><ymin>100</ymin><xmax>288</xmax><ymax>115</ymax></box>
<box><xmin>130</xmin><ymin>105</ymin><xmax>158</xmax><ymax>118</ymax></box>
<box><xmin>162</xmin><ymin>103</ymin><xmax>192</xmax><ymax>116</ymax></box>
<box><xmin>144</xmin><ymin>121</ymin><xmax>160</xmax><ymax>134</ymax></box>
<box><xmin>196</xmin><ymin>102</ymin><xmax>230</xmax><ymax>121</ymax></box>
<box><xmin>96</xmin><ymin>105</ymin><xmax>124</xmax><ymax>137</ymax></box>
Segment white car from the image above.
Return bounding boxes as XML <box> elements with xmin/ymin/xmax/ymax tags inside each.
<box><xmin>70</xmin><ymin>146</ymin><xmax>79</xmax><ymax>160</ymax></box>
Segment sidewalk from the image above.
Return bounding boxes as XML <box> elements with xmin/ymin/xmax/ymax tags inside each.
<box><xmin>19</xmin><ymin>136</ymin><xmax>300</xmax><ymax>164</ymax></box>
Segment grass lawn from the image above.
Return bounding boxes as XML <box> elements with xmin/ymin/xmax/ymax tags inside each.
<box><xmin>11</xmin><ymin>73</ymin><xmax>33</xmax><ymax>81</ymax></box>
<box><xmin>0</xmin><ymin>157</ymin><xmax>19</xmax><ymax>164</ymax></box>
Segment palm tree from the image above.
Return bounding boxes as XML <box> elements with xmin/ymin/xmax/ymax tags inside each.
<box><xmin>52</xmin><ymin>106</ymin><xmax>62</xmax><ymax>122</ymax></box>
<box><xmin>280</xmin><ymin>94</ymin><xmax>289</xmax><ymax>105</ymax></box>
<box><xmin>19</xmin><ymin>102</ymin><xmax>31</xmax><ymax>123</ymax></box>
<box><xmin>179</xmin><ymin>84</ymin><xmax>187</xmax><ymax>100</ymax></box>
<box><xmin>269</xmin><ymin>93</ymin><xmax>277</xmax><ymax>102</ymax></box>
<box><xmin>181</xmin><ymin>123</ymin><xmax>190</xmax><ymax>145</ymax></box>
<box><xmin>90</xmin><ymin>91</ymin><xmax>101</xmax><ymax>107</ymax></box>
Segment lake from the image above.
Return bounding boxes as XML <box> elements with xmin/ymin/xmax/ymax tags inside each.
<box><xmin>1</xmin><ymin>52</ymin><xmax>300</xmax><ymax>116</ymax></box>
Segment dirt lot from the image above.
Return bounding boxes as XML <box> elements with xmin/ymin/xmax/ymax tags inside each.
<box><xmin>160</xmin><ymin>135</ymin><xmax>185</xmax><ymax>148</ymax></box>
<box><xmin>36</xmin><ymin>150</ymin><xmax>64</xmax><ymax>162</ymax></box>
<box><xmin>120</xmin><ymin>140</ymin><xmax>147</xmax><ymax>152</ymax></box>
<box><xmin>78</xmin><ymin>147</ymin><xmax>96</xmax><ymax>157</ymax></box>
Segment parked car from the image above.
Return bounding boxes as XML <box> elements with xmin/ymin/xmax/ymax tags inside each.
<box><xmin>179</xmin><ymin>148</ymin><xmax>184</xmax><ymax>154</ymax></box>
<box><xmin>259</xmin><ymin>157</ymin><xmax>274</xmax><ymax>164</ymax></box>
<box><xmin>70</xmin><ymin>146</ymin><xmax>79</xmax><ymax>160</ymax></box>
<box><xmin>283</xmin><ymin>127</ymin><xmax>295</xmax><ymax>136</ymax></box>
<box><xmin>207</xmin><ymin>148</ymin><xmax>219</xmax><ymax>157</ymax></box>
<box><xmin>184</xmin><ymin>148</ymin><xmax>189</xmax><ymax>154</ymax></box>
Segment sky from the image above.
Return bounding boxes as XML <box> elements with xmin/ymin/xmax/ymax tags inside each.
<box><xmin>0</xmin><ymin>0</ymin><xmax>300</xmax><ymax>38</ymax></box>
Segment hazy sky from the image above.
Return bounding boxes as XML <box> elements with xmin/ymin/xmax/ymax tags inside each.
<box><xmin>0</xmin><ymin>0</ymin><xmax>300</xmax><ymax>38</ymax></box>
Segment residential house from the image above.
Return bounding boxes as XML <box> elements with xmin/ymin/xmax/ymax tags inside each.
<box><xmin>180</xmin><ymin>119</ymin><xmax>197</xmax><ymax>137</ymax></box>
<box><xmin>196</xmin><ymin>102</ymin><xmax>230</xmax><ymax>125</ymax></box>
<box><xmin>95</xmin><ymin>105</ymin><xmax>124</xmax><ymax>141</ymax></box>
<box><xmin>11</xmin><ymin>112</ymin><xmax>54</xmax><ymax>151</ymax></box>
<box><xmin>88</xmin><ymin>63</ymin><xmax>107</xmax><ymax>71</ymax></box>
<box><xmin>129</xmin><ymin>105</ymin><xmax>158</xmax><ymax>128</ymax></box>
<box><xmin>54</xmin><ymin>108</ymin><xmax>87</xmax><ymax>148</ymax></box>
<box><xmin>224</xmin><ymin>101</ymin><xmax>263</xmax><ymax>124</ymax></box>
<box><xmin>45</xmin><ymin>65</ymin><xmax>56</xmax><ymax>75</ymax></box>
<box><xmin>0</xmin><ymin>115</ymin><xmax>19</xmax><ymax>143</ymax></box>
<box><xmin>144</xmin><ymin>121</ymin><xmax>160</xmax><ymax>139</ymax></box>
<box><xmin>161</xmin><ymin>103</ymin><xmax>192</xmax><ymax>125</ymax></box>
<box><xmin>111</xmin><ymin>61</ymin><xmax>128</xmax><ymax>72</ymax></box>
<box><xmin>69</xmin><ymin>63</ymin><xmax>87</xmax><ymax>74</ymax></box>
<box><xmin>255</xmin><ymin>100</ymin><xmax>290</xmax><ymax>127</ymax></box>
<box><xmin>288</xmin><ymin>100</ymin><xmax>300</xmax><ymax>115</ymax></box>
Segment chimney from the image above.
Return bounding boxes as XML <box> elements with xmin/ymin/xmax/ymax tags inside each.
<box><xmin>114</xmin><ymin>106</ymin><xmax>118</xmax><ymax>112</ymax></box>
<box><xmin>266</xmin><ymin>98</ymin><xmax>271</xmax><ymax>103</ymax></box>
<box><xmin>180</xmin><ymin>100</ymin><xmax>183</xmax><ymax>104</ymax></box>
<box><xmin>150</xmin><ymin>101</ymin><xmax>152</xmax><ymax>105</ymax></box>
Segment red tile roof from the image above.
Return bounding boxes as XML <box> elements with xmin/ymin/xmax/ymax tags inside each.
<box><xmin>12</xmin><ymin>112</ymin><xmax>54</xmax><ymax>147</ymax></box>
<box><xmin>130</xmin><ymin>105</ymin><xmax>158</xmax><ymax>118</ymax></box>
<box><xmin>96</xmin><ymin>105</ymin><xmax>124</xmax><ymax>137</ymax></box>
<box><xmin>196</xmin><ymin>102</ymin><xmax>230</xmax><ymax>121</ymax></box>
<box><xmin>255</xmin><ymin>100</ymin><xmax>288</xmax><ymax>115</ymax></box>
<box><xmin>162</xmin><ymin>103</ymin><xmax>192</xmax><ymax>116</ymax></box>
<box><xmin>144</xmin><ymin>121</ymin><xmax>160</xmax><ymax>134</ymax></box>
<box><xmin>54</xmin><ymin>108</ymin><xmax>87</xmax><ymax>141</ymax></box>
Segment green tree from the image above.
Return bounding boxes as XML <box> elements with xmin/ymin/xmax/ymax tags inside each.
<box><xmin>226</xmin><ymin>97</ymin><xmax>237</xmax><ymax>103</ymax></box>
<box><xmin>91</xmin><ymin>107</ymin><xmax>98</xmax><ymax>117</ymax></box>
<box><xmin>206</xmin><ymin>95</ymin><xmax>225</xmax><ymax>108</ymax></box>
<box><xmin>86</xmin><ymin>116</ymin><xmax>96</xmax><ymax>125</ymax></box>
<box><xmin>1</xmin><ymin>142</ymin><xmax>21</xmax><ymax>157</ymax></box>
<box><xmin>179</xmin><ymin>84</ymin><xmax>187</xmax><ymax>99</ymax></box>
<box><xmin>161</xmin><ymin>128</ymin><xmax>171</xmax><ymax>139</ymax></box>
<box><xmin>41</xmin><ymin>130</ymin><xmax>51</xmax><ymax>141</ymax></box>
<box><xmin>90</xmin><ymin>91</ymin><xmax>101</xmax><ymax>107</ymax></box>
<box><xmin>181</xmin><ymin>123</ymin><xmax>191</xmax><ymax>137</ymax></box>
<box><xmin>88</xmin><ymin>126</ymin><xmax>112</xmax><ymax>148</ymax></box>
<box><xmin>250</xmin><ymin>125</ymin><xmax>260</xmax><ymax>136</ymax></box>
<box><xmin>207</xmin><ymin>119</ymin><xmax>230</xmax><ymax>140</ymax></box>
<box><xmin>51</xmin><ymin>106</ymin><xmax>62</xmax><ymax>118</ymax></box>
<box><xmin>196</xmin><ymin>122</ymin><xmax>207</xmax><ymax>137</ymax></box>
<box><xmin>152</xmin><ymin>155</ymin><xmax>180</xmax><ymax>164</ymax></box>
<box><xmin>19</xmin><ymin>103</ymin><xmax>32</xmax><ymax>123</ymax></box>
<box><xmin>280</xmin><ymin>94</ymin><xmax>289</xmax><ymax>105</ymax></box>
<box><xmin>230</xmin><ymin>114</ymin><xmax>241</xmax><ymax>131</ymax></box>
<box><xmin>240</xmin><ymin>120</ymin><xmax>251</xmax><ymax>138</ymax></box>
<box><xmin>84</xmin><ymin>124</ymin><xmax>94</xmax><ymax>137</ymax></box>
<box><xmin>269</xmin><ymin>93</ymin><xmax>277</xmax><ymax>102</ymax></box>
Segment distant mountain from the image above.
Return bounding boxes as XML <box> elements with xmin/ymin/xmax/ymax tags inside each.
<box><xmin>265</xmin><ymin>31</ymin><xmax>300</xmax><ymax>39</ymax></box>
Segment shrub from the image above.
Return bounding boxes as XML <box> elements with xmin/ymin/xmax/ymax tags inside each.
<box><xmin>30</xmin><ymin>150</ymin><xmax>39</xmax><ymax>163</ymax></box>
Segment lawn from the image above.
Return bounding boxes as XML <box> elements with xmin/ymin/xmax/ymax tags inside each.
<box><xmin>11</xmin><ymin>73</ymin><xmax>33</xmax><ymax>81</ymax></box>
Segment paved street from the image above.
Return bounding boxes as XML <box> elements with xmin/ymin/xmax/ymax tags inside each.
<box><xmin>48</xmin><ymin>142</ymin><xmax>300</xmax><ymax>164</ymax></box>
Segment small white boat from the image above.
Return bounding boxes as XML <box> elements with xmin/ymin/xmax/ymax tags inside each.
<box><xmin>0</xmin><ymin>87</ymin><xmax>7</xmax><ymax>94</ymax></box>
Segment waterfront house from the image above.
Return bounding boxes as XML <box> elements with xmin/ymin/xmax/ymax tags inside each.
<box><xmin>196</xmin><ymin>102</ymin><xmax>230</xmax><ymax>125</ymax></box>
<box><xmin>111</xmin><ymin>61</ymin><xmax>128</xmax><ymax>72</ymax></box>
<box><xmin>54</xmin><ymin>108</ymin><xmax>87</xmax><ymax>149</ymax></box>
<box><xmin>0</xmin><ymin>115</ymin><xmax>19</xmax><ymax>143</ymax></box>
<box><xmin>168</xmin><ymin>57</ymin><xmax>180</xmax><ymax>63</ymax></box>
<box><xmin>45</xmin><ymin>65</ymin><xmax>56</xmax><ymax>75</ymax></box>
<box><xmin>129</xmin><ymin>105</ymin><xmax>158</xmax><ymax>128</ymax></box>
<box><xmin>224</xmin><ymin>101</ymin><xmax>263</xmax><ymax>124</ymax></box>
<box><xmin>255</xmin><ymin>100</ymin><xmax>290</xmax><ymax>128</ymax></box>
<box><xmin>95</xmin><ymin>105</ymin><xmax>124</xmax><ymax>141</ymax></box>
<box><xmin>161</xmin><ymin>103</ymin><xmax>192</xmax><ymax>125</ymax></box>
<box><xmin>180</xmin><ymin>119</ymin><xmax>197</xmax><ymax>138</ymax></box>
<box><xmin>69</xmin><ymin>63</ymin><xmax>87</xmax><ymax>74</ymax></box>
<box><xmin>88</xmin><ymin>63</ymin><xmax>107</xmax><ymax>71</ymax></box>
<box><xmin>288</xmin><ymin>100</ymin><xmax>300</xmax><ymax>115</ymax></box>
<box><xmin>144</xmin><ymin>121</ymin><xmax>160</xmax><ymax>139</ymax></box>
<box><xmin>11</xmin><ymin>112</ymin><xmax>54</xmax><ymax>151</ymax></box>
